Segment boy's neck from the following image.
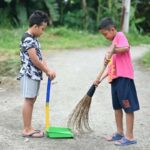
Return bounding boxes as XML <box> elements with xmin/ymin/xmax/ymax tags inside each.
<box><xmin>114</xmin><ymin>30</ymin><xmax>117</xmax><ymax>36</ymax></box>
<box><xmin>113</xmin><ymin>30</ymin><xmax>118</xmax><ymax>39</ymax></box>
<box><xmin>27</xmin><ymin>28</ymin><xmax>34</xmax><ymax>37</ymax></box>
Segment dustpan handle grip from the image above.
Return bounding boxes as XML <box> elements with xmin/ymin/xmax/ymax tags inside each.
<box><xmin>46</xmin><ymin>78</ymin><xmax>51</xmax><ymax>103</ymax></box>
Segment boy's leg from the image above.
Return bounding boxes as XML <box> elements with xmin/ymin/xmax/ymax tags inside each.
<box><xmin>22</xmin><ymin>97</ymin><xmax>44</xmax><ymax>137</ymax></box>
<box><xmin>116</xmin><ymin>79</ymin><xmax>139</xmax><ymax>140</ymax></box>
<box><xmin>20</xmin><ymin>75</ymin><xmax>43</xmax><ymax>137</ymax></box>
<box><xmin>105</xmin><ymin>109</ymin><xmax>124</xmax><ymax>141</ymax></box>
<box><xmin>22</xmin><ymin>97</ymin><xmax>36</xmax><ymax>133</ymax></box>
<box><xmin>115</xmin><ymin>109</ymin><xmax>123</xmax><ymax>134</ymax></box>
<box><xmin>115</xmin><ymin>112</ymin><xmax>136</xmax><ymax>146</ymax></box>
<box><xmin>125</xmin><ymin>112</ymin><xmax>134</xmax><ymax>140</ymax></box>
<box><xmin>105</xmin><ymin>79</ymin><xmax>124</xmax><ymax>141</ymax></box>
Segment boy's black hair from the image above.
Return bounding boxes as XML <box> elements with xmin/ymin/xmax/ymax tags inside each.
<box><xmin>29</xmin><ymin>10</ymin><xmax>49</xmax><ymax>27</ymax></box>
<box><xmin>98</xmin><ymin>17</ymin><xmax>116</xmax><ymax>30</ymax></box>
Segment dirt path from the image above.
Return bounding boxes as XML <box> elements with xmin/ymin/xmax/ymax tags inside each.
<box><xmin>0</xmin><ymin>45</ymin><xmax>150</xmax><ymax>150</ymax></box>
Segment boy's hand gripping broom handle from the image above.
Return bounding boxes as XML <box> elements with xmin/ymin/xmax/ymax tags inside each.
<box><xmin>87</xmin><ymin>64</ymin><xmax>107</xmax><ymax>97</ymax></box>
<box><xmin>45</xmin><ymin>78</ymin><xmax>51</xmax><ymax>129</ymax></box>
<box><xmin>87</xmin><ymin>44</ymin><xmax>115</xmax><ymax>97</ymax></box>
<box><xmin>85</xmin><ymin>43</ymin><xmax>115</xmax><ymax>97</ymax></box>
<box><xmin>87</xmin><ymin>45</ymin><xmax>115</xmax><ymax>96</ymax></box>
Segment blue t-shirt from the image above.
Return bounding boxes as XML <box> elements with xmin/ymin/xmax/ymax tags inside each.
<box><xmin>18</xmin><ymin>32</ymin><xmax>43</xmax><ymax>80</ymax></box>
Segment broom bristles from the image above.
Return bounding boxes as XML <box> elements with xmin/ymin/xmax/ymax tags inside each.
<box><xmin>67</xmin><ymin>95</ymin><xmax>92</xmax><ymax>133</ymax></box>
<box><xmin>68</xmin><ymin>65</ymin><xmax>107</xmax><ymax>133</ymax></box>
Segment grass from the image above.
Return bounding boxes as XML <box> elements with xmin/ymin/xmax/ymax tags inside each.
<box><xmin>0</xmin><ymin>26</ymin><xmax>150</xmax><ymax>77</ymax></box>
<box><xmin>126</xmin><ymin>33</ymin><xmax>150</xmax><ymax>46</ymax></box>
<box><xmin>0</xmin><ymin>28</ymin><xmax>21</xmax><ymax>54</ymax></box>
<box><xmin>40</xmin><ymin>28</ymin><xmax>108</xmax><ymax>50</ymax></box>
<box><xmin>0</xmin><ymin>59</ymin><xmax>20</xmax><ymax>77</ymax></box>
<box><xmin>141</xmin><ymin>49</ymin><xmax>150</xmax><ymax>67</ymax></box>
<box><xmin>0</xmin><ymin>26</ymin><xmax>108</xmax><ymax>54</ymax></box>
<box><xmin>0</xmin><ymin>26</ymin><xmax>150</xmax><ymax>54</ymax></box>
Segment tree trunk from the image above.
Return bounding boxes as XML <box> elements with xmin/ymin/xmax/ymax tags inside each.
<box><xmin>97</xmin><ymin>0</ymin><xmax>102</xmax><ymax>28</ymax></box>
<box><xmin>82</xmin><ymin>0</ymin><xmax>88</xmax><ymax>30</ymax></box>
<box><xmin>121</xmin><ymin>0</ymin><xmax>131</xmax><ymax>33</ymax></box>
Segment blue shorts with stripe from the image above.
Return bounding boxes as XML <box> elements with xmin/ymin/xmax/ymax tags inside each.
<box><xmin>111</xmin><ymin>77</ymin><xmax>140</xmax><ymax>113</ymax></box>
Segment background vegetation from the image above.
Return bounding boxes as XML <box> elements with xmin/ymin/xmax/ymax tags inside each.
<box><xmin>0</xmin><ymin>0</ymin><xmax>149</xmax><ymax>33</ymax></box>
<box><xmin>0</xmin><ymin>0</ymin><xmax>149</xmax><ymax>78</ymax></box>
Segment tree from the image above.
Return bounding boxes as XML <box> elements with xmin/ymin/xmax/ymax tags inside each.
<box><xmin>121</xmin><ymin>0</ymin><xmax>131</xmax><ymax>33</ymax></box>
<box><xmin>82</xmin><ymin>0</ymin><xmax>88</xmax><ymax>30</ymax></box>
<box><xmin>0</xmin><ymin>0</ymin><xmax>59</xmax><ymax>26</ymax></box>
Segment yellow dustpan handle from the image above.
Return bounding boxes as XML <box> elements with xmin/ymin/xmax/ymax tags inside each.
<box><xmin>45</xmin><ymin>78</ymin><xmax>51</xmax><ymax>129</ymax></box>
<box><xmin>46</xmin><ymin>103</ymin><xmax>50</xmax><ymax>129</ymax></box>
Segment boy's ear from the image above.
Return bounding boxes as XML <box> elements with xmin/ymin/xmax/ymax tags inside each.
<box><xmin>33</xmin><ymin>24</ymin><xmax>38</xmax><ymax>29</ymax></box>
<box><xmin>111</xmin><ymin>27</ymin><xmax>116</xmax><ymax>32</ymax></box>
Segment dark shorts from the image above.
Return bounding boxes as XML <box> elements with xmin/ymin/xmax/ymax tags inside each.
<box><xmin>111</xmin><ymin>77</ymin><xmax>140</xmax><ymax>113</ymax></box>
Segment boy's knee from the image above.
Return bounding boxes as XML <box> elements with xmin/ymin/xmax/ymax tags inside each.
<box><xmin>25</xmin><ymin>97</ymin><xmax>36</xmax><ymax>104</ymax></box>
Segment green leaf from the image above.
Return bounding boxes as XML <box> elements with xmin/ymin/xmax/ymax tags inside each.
<box><xmin>44</xmin><ymin>0</ymin><xmax>59</xmax><ymax>22</ymax></box>
<box><xmin>135</xmin><ymin>17</ymin><xmax>145</xmax><ymax>24</ymax></box>
<box><xmin>4</xmin><ymin>0</ymin><xmax>12</xmax><ymax>3</ymax></box>
<box><xmin>16</xmin><ymin>4</ymin><xmax>28</xmax><ymax>25</ymax></box>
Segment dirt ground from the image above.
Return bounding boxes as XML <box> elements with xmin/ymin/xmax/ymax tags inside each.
<box><xmin>0</xmin><ymin>45</ymin><xmax>150</xmax><ymax>150</ymax></box>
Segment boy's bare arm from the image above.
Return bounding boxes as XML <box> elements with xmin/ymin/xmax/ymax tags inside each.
<box><xmin>114</xmin><ymin>46</ymin><xmax>129</xmax><ymax>53</ymax></box>
<box><xmin>42</xmin><ymin>59</ymin><xmax>48</xmax><ymax>68</ymax></box>
<box><xmin>94</xmin><ymin>66</ymin><xmax>108</xmax><ymax>86</ymax></box>
<box><xmin>98</xmin><ymin>66</ymin><xmax>108</xmax><ymax>81</ymax></box>
<box><xmin>94</xmin><ymin>44</ymin><xmax>114</xmax><ymax>86</ymax></box>
<box><xmin>28</xmin><ymin>48</ymin><xmax>49</xmax><ymax>73</ymax></box>
<box><xmin>28</xmin><ymin>48</ymin><xmax>56</xmax><ymax>79</ymax></box>
<box><xmin>105</xmin><ymin>45</ymin><xmax>129</xmax><ymax>64</ymax></box>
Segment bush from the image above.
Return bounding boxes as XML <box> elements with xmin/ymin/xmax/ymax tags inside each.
<box><xmin>0</xmin><ymin>59</ymin><xmax>20</xmax><ymax>77</ymax></box>
<box><xmin>141</xmin><ymin>50</ymin><xmax>150</xmax><ymax>67</ymax></box>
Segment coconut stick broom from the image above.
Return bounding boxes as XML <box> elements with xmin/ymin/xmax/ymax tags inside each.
<box><xmin>67</xmin><ymin>43</ymin><xmax>115</xmax><ymax>133</ymax></box>
<box><xmin>67</xmin><ymin>43</ymin><xmax>116</xmax><ymax>133</ymax></box>
<box><xmin>67</xmin><ymin>64</ymin><xmax>107</xmax><ymax>133</ymax></box>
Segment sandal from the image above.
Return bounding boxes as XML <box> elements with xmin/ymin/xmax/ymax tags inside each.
<box><xmin>105</xmin><ymin>133</ymin><xmax>124</xmax><ymax>141</ymax></box>
<box><xmin>22</xmin><ymin>130</ymin><xmax>44</xmax><ymax>138</ymax></box>
<box><xmin>115</xmin><ymin>137</ymin><xmax>137</xmax><ymax>146</ymax></box>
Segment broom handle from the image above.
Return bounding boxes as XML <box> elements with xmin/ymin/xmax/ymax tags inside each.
<box><xmin>87</xmin><ymin>45</ymin><xmax>114</xmax><ymax>98</ymax></box>
<box><xmin>96</xmin><ymin>44</ymin><xmax>115</xmax><ymax>81</ymax></box>
<box><xmin>96</xmin><ymin>64</ymin><xmax>107</xmax><ymax>82</ymax></box>
<box><xmin>87</xmin><ymin>65</ymin><xmax>107</xmax><ymax>97</ymax></box>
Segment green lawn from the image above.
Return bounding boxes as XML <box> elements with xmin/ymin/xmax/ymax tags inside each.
<box><xmin>0</xmin><ymin>26</ymin><xmax>150</xmax><ymax>54</ymax></box>
<box><xmin>0</xmin><ymin>27</ymin><xmax>108</xmax><ymax>54</ymax></box>
<box><xmin>0</xmin><ymin>26</ymin><xmax>150</xmax><ymax>77</ymax></box>
<box><xmin>141</xmin><ymin>50</ymin><xmax>150</xmax><ymax>67</ymax></box>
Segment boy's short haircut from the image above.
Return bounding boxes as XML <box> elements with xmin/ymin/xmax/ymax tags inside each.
<box><xmin>29</xmin><ymin>10</ymin><xmax>49</xmax><ymax>27</ymax></box>
<box><xmin>98</xmin><ymin>17</ymin><xmax>116</xmax><ymax>30</ymax></box>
